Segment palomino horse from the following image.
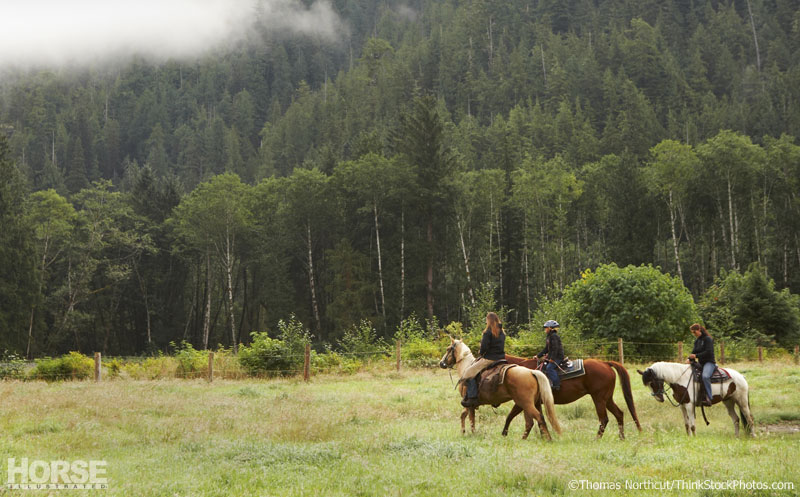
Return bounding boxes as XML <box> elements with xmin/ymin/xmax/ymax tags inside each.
<box><xmin>502</xmin><ymin>355</ymin><xmax>641</xmax><ymax>440</ymax></box>
<box><xmin>438</xmin><ymin>338</ymin><xmax>562</xmax><ymax>440</ymax></box>
<box><xmin>638</xmin><ymin>362</ymin><xmax>754</xmax><ymax>436</ymax></box>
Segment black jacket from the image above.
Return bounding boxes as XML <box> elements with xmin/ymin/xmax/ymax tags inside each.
<box><xmin>538</xmin><ymin>331</ymin><xmax>564</xmax><ymax>363</ymax></box>
<box><xmin>479</xmin><ymin>326</ymin><xmax>506</xmax><ymax>361</ymax></box>
<box><xmin>691</xmin><ymin>335</ymin><xmax>715</xmax><ymax>364</ymax></box>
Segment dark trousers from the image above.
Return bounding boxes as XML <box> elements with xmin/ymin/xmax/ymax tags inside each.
<box><xmin>545</xmin><ymin>362</ymin><xmax>560</xmax><ymax>389</ymax></box>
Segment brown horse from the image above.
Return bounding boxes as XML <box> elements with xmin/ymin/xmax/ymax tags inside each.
<box><xmin>502</xmin><ymin>354</ymin><xmax>642</xmax><ymax>439</ymax></box>
<box><xmin>439</xmin><ymin>338</ymin><xmax>562</xmax><ymax>440</ymax></box>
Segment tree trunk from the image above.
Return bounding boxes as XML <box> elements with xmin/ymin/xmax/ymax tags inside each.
<box><xmin>400</xmin><ymin>208</ymin><xmax>406</xmax><ymax>320</ymax></box>
<box><xmin>457</xmin><ymin>215</ymin><xmax>475</xmax><ymax>306</ymax></box>
<box><xmin>373</xmin><ymin>200</ymin><xmax>386</xmax><ymax>324</ymax></box>
<box><xmin>307</xmin><ymin>222</ymin><xmax>322</xmax><ymax>333</ymax></box>
<box><xmin>496</xmin><ymin>211</ymin><xmax>503</xmax><ymax>306</ymax></box>
<box><xmin>668</xmin><ymin>190</ymin><xmax>683</xmax><ymax>283</ymax></box>
<box><xmin>745</xmin><ymin>0</ymin><xmax>761</xmax><ymax>73</ymax></box>
<box><xmin>523</xmin><ymin>217</ymin><xmax>531</xmax><ymax>323</ymax></box>
<box><xmin>725</xmin><ymin>179</ymin><xmax>737</xmax><ymax>269</ymax></box>
<box><xmin>426</xmin><ymin>218</ymin><xmax>434</xmax><ymax>321</ymax></box>
<box><xmin>203</xmin><ymin>250</ymin><xmax>211</xmax><ymax>349</ymax></box>
<box><xmin>225</xmin><ymin>227</ymin><xmax>237</xmax><ymax>354</ymax></box>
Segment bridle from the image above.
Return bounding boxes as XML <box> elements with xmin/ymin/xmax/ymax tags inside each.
<box><xmin>646</xmin><ymin>366</ymin><xmax>692</xmax><ymax>408</ymax></box>
<box><xmin>440</xmin><ymin>342</ymin><xmax>467</xmax><ymax>387</ymax></box>
<box><xmin>440</xmin><ymin>344</ymin><xmax>457</xmax><ymax>369</ymax></box>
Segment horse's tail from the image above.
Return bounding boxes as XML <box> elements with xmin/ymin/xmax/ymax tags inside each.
<box><xmin>532</xmin><ymin>369</ymin><xmax>562</xmax><ymax>435</ymax></box>
<box><xmin>607</xmin><ymin>361</ymin><xmax>642</xmax><ymax>431</ymax></box>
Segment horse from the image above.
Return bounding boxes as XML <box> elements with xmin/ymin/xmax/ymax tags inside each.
<box><xmin>638</xmin><ymin>362</ymin><xmax>754</xmax><ymax>437</ymax></box>
<box><xmin>501</xmin><ymin>354</ymin><xmax>641</xmax><ymax>440</ymax></box>
<box><xmin>438</xmin><ymin>337</ymin><xmax>562</xmax><ymax>440</ymax></box>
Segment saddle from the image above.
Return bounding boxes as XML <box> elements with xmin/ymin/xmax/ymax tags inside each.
<box><xmin>478</xmin><ymin>360</ymin><xmax>517</xmax><ymax>398</ymax></box>
<box><xmin>537</xmin><ymin>358</ymin><xmax>586</xmax><ymax>380</ymax></box>
<box><xmin>691</xmin><ymin>363</ymin><xmax>731</xmax><ymax>383</ymax></box>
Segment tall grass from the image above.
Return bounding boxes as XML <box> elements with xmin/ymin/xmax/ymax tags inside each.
<box><xmin>1</xmin><ymin>362</ymin><xmax>798</xmax><ymax>496</ymax></box>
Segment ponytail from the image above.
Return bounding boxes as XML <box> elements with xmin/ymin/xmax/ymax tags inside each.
<box><xmin>690</xmin><ymin>323</ymin><xmax>711</xmax><ymax>338</ymax></box>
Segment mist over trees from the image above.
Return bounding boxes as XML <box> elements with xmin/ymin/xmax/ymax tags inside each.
<box><xmin>2</xmin><ymin>0</ymin><xmax>800</xmax><ymax>356</ymax></box>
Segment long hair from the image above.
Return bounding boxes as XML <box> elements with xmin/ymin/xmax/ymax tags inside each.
<box><xmin>486</xmin><ymin>312</ymin><xmax>502</xmax><ymax>338</ymax></box>
<box><xmin>690</xmin><ymin>323</ymin><xmax>711</xmax><ymax>338</ymax></box>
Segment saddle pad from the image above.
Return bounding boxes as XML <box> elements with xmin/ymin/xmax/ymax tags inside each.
<box><xmin>557</xmin><ymin>359</ymin><xmax>585</xmax><ymax>380</ymax></box>
<box><xmin>479</xmin><ymin>364</ymin><xmax>518</xmax><ymax>393</ymax></box>
<box><xmin>710</xmin><ymin>367</ymin><xmax>731</xmax><ymax>383</ymax></box>
<box><xmin>693</xmin><ymin>366</ymin><xmax>731</xmax><ymax>383</ymax></box>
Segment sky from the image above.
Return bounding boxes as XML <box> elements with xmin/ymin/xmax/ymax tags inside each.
<box><xmin>0</xmin><ymin>0</ymin><xmax>344</xmax><ymax>70</ymax></box>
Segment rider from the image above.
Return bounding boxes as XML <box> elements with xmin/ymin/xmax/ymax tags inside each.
<box><xmin>537</xmin><ymin>320</ymin><xmax>564</xmax><ymax>391</ymax></box>
<box><xmin>687</xmin><ymin>323</ymin><xmax>715</xmax><ymax>407</ymax></box>
<box><xmin>460</xmin><ymin>312</ymin><xmax>506</xmax><ymax>408</ymax></box>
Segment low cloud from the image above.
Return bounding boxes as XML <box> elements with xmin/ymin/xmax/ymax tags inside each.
<box><xmin>0</xmin><ymin>0</ymin><xmax>344</xmax><ymax>70</ymax></box>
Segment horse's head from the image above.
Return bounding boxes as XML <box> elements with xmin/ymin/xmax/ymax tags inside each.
<box><xmin>637</xmin><ymin>367</ymin><xmax>665</xmax><ymax>402</ymax></box>
<box><xmin>439</xmin><ymin>336</ymin><xmax>463</xmax><ymax>369</ymax></box>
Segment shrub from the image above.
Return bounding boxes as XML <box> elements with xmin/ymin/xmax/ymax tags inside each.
<box><xmin>171</xmin><ymin>341</ymin><xmax>207</xmax><ymax>378</ymax></box>
<box><xmin>699</xmin><ymin>264</ymin><xmax>800</xmax><ymax>346</ymax></box>
<box><xmin>337</xmin><ymin>320</ymin><xmax>388</xmax><ymax>358</ymax></box>
<box><xmin>239</xmin><ymin>315</ymin><xmax>311</xmax><ymax>376</ymax></box>
<box><xmin>561</xmin><ymin>264</ymin><xmax>698</xmax><ymax>348</ymax></box>
<box><xmin>31</xmin><ymin>352</ymin><xmax>94</xmax><ymax>381</ymax></box>
<box><xmin>311</xmin><ymin>346</ymin><xmax>362</xmax><ymax>374</ymax></box>
<box><xmin>120</xmin><ymin>356</ymin><xmax>178</xmax><ymax>380</ymax></box>
<box><xmin>0</xmin><ymin>350</ymin><xmax>27</xmax><ymax>379</ymax></box>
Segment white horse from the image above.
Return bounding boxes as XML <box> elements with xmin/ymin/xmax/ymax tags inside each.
<box><xmin>638</xmin><ymin>362</ymin><xmax>754</xmax><ymax>437</ymax></box>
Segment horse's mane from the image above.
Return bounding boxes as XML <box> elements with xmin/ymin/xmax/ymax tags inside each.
<box><xmin>505</xmin><ymin>354</ymin><xmax>538</xmax><ymax>368</ymax></box>
<box><xmin>650</xmin><ymin>361</ymin><xmax>691</xmax><ymax>384</ymax></box>
<box><xmin>453</xmin><ymin>340</ymin><xmax>475</xmax><ymax>363</ymax></box>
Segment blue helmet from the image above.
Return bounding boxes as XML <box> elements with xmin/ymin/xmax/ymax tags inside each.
<box><xmin>543</xmin><ymin>320</ymin><xmax>560</xmax><ymax>328</ymax></box>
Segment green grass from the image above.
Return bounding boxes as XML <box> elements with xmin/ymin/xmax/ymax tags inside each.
<box><xmin>1</xmin><ymin>362</ymin><xmax>798</xmax><ymax>496</ymax></box>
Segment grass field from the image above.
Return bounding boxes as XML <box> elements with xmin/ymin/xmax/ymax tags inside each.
<box><xmin>1</xmin><ymin>361</ymin><xmax>799</xmax><ymax>496</ymax></box>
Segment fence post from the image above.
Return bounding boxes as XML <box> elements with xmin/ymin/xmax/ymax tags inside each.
<box><xmin>758</xmin><ymin>346</ymin><xmax>763</xmax><ymax>363</ymax></box>
<box><xmin>720</xmin><ymin>341</ymin><xmax>725</xmax><ymax>365</ymax></box>
<box><xmin>618</xmin><ymin>338</ymin><xmax>624</xmax><ymax>365</ymax></box>
<box><xmin>795</xmin><ymin>345</ymin><xmax>799</xmax><ymax>365</ymax></box>
<box><xmin>207</xmin><ymin>351</ymin><xmax>214</xmax><ymax>382</ymax></box>
<box><xmin>303</xmin><ymin>343</ymin><xmax>310</xmax><ymax>382</ymax></box>
<box><xmin>94</xmin><ymin>352</ymin><xmax>101</xmax><ymax>382</ymax></box>
<box><xmin>677</xmin><ymin>341</ymin><xmax>683</xmax><ymax>362</ymax></box>
<box><xmin>396</xmin><ymin>340</ymin><xmax>401</xmax><ymax>372</ymax></box>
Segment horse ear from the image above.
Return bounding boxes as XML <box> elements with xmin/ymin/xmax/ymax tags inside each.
<box><xmin>636</xmin><ymin>369</ymin><xmax>644</xmax><ymax>375</ymax></box>
<box><xmin>449</xmin><ymin>335</ymin><xmax>455</xmax><ymax>344</ymax></box>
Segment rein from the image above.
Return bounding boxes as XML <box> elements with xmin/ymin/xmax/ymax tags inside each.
<box><xmin>653</xmin><ymin>366</ymin><xmax>692</xmax><ymax>407</ymax></box>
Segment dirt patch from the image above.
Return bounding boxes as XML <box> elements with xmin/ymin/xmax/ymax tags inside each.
<box><xmin>759</xmin><ymin>422</ymin><xmax>800</xmax><ymax>434</ymax></box>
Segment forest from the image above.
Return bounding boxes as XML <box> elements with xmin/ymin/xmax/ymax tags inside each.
<box><xmin>1</xmin><ymin>0</ymin><xmax>800</xmax><ymax>357</ymax></box>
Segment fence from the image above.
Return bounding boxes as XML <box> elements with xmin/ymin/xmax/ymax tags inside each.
<box><xmin>3</xmin><ymin>341</ymin><xmax>799</xmax><ymax>382</ymax></box>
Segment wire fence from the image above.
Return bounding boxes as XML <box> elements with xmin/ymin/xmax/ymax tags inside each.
<box><xmin>2</xmin><ymin>340</ymin><xmax>798</xmax><ymax>382</ymax></box>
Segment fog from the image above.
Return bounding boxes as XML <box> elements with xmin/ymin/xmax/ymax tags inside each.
<box><xmin>0</xmin><ymin>0</ymin><xmax>345</xmax><ymax>70</ymax></box>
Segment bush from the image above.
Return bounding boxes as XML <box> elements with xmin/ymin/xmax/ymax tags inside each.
<box><xmin>31</xmin><ymin>352</ymin><xmax>94</xmax><ymax>381</ymax></box>
<box><xmin>120</xmin><ymin>356</ymin><xmax>178</xmax><ymax>380</ymax></box>
<box><xmin>0</xmin><ymin>350</ymin><xmax>27</xmax><ymax>379</ymax></box>
<box><xmin>699</xmin><ymin>264</ymin><xmax>800</xmax><ymax>346</ymax></box>
<box><xmin>311</xmin><ymin>346</ymin><xmax>362</xmax><ymax>374</ymax></box>
<box><xmin>171</xmin><ymin>341</ymin><xmax>208</xmax><ymax>377</ymax></box>
<box><xmin>560</xmin><ymin>264</ymin><xmax>698</xmax><ymax>348</ymax></box>
<box><xmin>337</xmin><ymin>320</ymin><xmax>388</xmax><ymax>358</ymax></box>
<box><xmin>239</xmin><ymin>315</ymin><xmax>311</xmax><ymax>376</ymax></box>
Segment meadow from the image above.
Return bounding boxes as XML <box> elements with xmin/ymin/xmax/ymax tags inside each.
<box><xmin>1</xmin><ymin>361</ymin><xmax>798</xmax><ymax>496</ymax></box>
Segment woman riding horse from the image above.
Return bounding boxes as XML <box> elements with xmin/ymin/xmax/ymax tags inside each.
<box><xmin>459</xmin><ymin>312</ymin><xmax>505</xmax><ymax>407</ymax></box>
<box><xmin>688</xmin><ymin>323</ymin><xmax>715</xmax><ymax>407</ymax></box>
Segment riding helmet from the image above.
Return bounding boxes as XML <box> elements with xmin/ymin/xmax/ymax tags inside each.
<box><xmin>543</xmin><ymin>320</ymin><xmax>560</xmax><ymax>328</ymax></box>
